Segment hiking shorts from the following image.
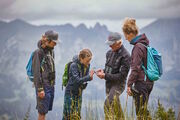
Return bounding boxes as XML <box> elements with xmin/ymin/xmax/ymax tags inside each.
<box><xmin>35</xmin><ymin>86</ymin><xmax>54</xmax><ymax>115</ymax></box>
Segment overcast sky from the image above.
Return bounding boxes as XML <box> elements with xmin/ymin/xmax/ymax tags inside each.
<box><xmin>0</xmin><ymin>0</ymin><xmax>180</xmax><ymax>31</ymax></box>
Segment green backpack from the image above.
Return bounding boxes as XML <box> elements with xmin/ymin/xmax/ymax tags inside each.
<box><xmin>62</xmin><ymin>62</ymin><xmax>86</xmax><ymax>90</ymax></box>
<box><xmin>62</xmin><ymin>62</ymin><xmax>72</xmax><ymax>90</ymax></box>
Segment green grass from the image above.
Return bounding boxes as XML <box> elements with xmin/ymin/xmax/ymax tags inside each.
<box><xmin>154</xmin><ymin>99</ymin><xmax>176</xmax><ymax>120</ymax></box>
<box><xmin>82</xmin><ymin>98</ymin><xmax>176</xmax><ymax>120</ymax></box>
<box><xmin>23</xmin><ymin>99</ymin><xmax>176</xmax><ymax>120</ymax></box>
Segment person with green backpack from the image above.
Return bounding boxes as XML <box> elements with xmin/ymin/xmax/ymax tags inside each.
<box><xmin>62</xmin><ymin>49</ymin><xmax>94</xmax><ymax>120</ymax></box>
<box><xmin>122</xmin><ymin>18</ymin><xmax>162</xmax><ymax>119</ymax></box>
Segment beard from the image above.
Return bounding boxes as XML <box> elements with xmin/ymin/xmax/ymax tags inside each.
<box><xmin>46</xmin><ymin>46</ymin><xmax>54</xmax><ymax>51</ymax></box>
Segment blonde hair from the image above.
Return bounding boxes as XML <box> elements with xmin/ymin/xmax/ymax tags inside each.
<box><xmin>79</xmin><ymin>49</ymin><xmax>92</xmax><ymax>59</ymax></box>
<box><xmin>122</xmin><ymin>17</ymin><xmax>139</xmax><ymax>35</ymax></box>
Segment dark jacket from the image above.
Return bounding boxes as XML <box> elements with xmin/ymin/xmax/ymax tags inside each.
<box><xmin>104</xmin><ymin>45</ymin><xmax>131</xmax><ymax>89</ymax></box>
<box><xmin>65</xmin><ymin>55</ymin><xmax>91</xmax><ymax>96</ymax></box>
<box><xmin>127</xmin><ymin>33</ymin><xmax>153</xmax><ymax>87</ymax></box>
<box><xmin>32</xmin><ymin>40</ymin><xmax>56</xmax><ymax>91</ymax></box>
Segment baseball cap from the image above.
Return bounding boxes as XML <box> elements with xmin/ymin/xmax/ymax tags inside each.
<box><xmin>105</xmin><ymin>32</ymin><xmax>122</xmax><ymax>46</ymax></box>
<box><xmin>44</xmin><ymin>30</ymin><xmax>59</xmax><ymax>43</ymax></box>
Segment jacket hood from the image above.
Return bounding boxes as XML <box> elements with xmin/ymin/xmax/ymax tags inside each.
<box><xmin>130</xmin><ymin>33</ymin><xmax>149</xmax><ymax>46</ymax></box>
<box><xmin>72</xmin><ymin>55</ymin><xmax>79</xmax><ymax>63</ymax></box>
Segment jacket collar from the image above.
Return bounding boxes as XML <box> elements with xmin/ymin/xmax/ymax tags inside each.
<box><xmin>130</xmin><ymin>34</ymin><xmax>142</xmax><ymax>45</ymax></box>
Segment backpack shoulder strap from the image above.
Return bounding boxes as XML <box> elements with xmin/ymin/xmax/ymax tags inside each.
<box><xmin>137</xmin><ymin>43</ymin><xmax>148</xmax><ymax>81</ymax></box>
<box><xmin>77</xmin><ymin>63</ymin><xmax>82</xmax><ymax>77</ymax></box>
<box><xmin>77</xmin><ymin>63</ymin><xmax>88</xmax><ymax>77</ymax></box>
<box><xmin>36</xmin><ymin>49</ymin><xmax>46</xmax><ymax>72</ymax></box>
<box><xmin>67</xmin><ymin>61</ymin><xmax>73</xmax><ymax>79</ymax></box>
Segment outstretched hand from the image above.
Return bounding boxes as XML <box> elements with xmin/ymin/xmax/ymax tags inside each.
<box><xmin>89</xmin><ymin>69</ymin><xmax>95</xmax><ymax>80</ymax></box>
<box><xmin>96</xmin><ymin>69</ymin><xmax>105</xmax><ymax>79</ymax></box>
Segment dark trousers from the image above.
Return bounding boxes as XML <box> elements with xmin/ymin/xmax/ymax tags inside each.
<box><xmin>104</xmin><ymin>84</ymin><xmax>125</xmax><ymax>120</ymax></box>
<box><xmin>133</xmin><ymin>81</ymin><xmax>153</xmax><ymax>120</ymax></box>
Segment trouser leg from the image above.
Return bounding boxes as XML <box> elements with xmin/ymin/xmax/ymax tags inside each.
<box><xmin>104</xmin><ymin>86</ymin><xmax>124</xmax><ymax>120</ymax></box>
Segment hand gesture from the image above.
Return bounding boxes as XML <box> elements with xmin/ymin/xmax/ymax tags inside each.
<box><xmin>89</xmin><ymin>69</ymin><xmax>95</xmax><ymax>80</ymax></box>
<box><xmin>96</xmin><ymin>69</ymin><xmax>105</xmax><ymax>79</ymax></box>
<box><xmin>96</xmin><ymin>69</ymin><xmax>103</xmax><ymax>73</ymax></box>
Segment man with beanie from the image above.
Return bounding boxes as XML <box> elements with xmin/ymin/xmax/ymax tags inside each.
<box><xmin>96</xmin><ymin>32</ymin><xmax>131</xmax><ymax>120</ymax></box>
<box><xmin>32</xmin><ymin>30</ymin><xmax>59</xmax><ymax>120</ymax></box>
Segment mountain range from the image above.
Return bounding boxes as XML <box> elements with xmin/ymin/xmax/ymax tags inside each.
<box><xmin>0</xmin><ymin>18</ymin><xmax>179</xmax><ymax>119</ymax></box>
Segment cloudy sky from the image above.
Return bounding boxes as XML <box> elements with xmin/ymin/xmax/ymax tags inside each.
<box><xmin>0</xmin><ymin>0</ymin><xmax>180</xmax><ymax>31</ymax></box>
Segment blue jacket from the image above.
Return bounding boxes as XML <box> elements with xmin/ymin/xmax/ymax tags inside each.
<box><xmin>65</xmin><ymin>55</ymin><xmax>91</xmax><ymax>96</ymax></box>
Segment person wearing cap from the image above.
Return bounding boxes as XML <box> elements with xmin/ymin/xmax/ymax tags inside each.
<box><xmin>32</xmin><ymin>30</ymin><xmax>59</xmax><ymax>120</ymax></box>
<box><xmin>96</xmin><ymin>32</ymin><xmax>131</xmax><ymax>119</ymax></box>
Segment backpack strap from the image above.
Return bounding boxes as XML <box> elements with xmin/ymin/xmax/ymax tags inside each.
<box><xmin>141</xmin><ymin>64</ymin><xmax>147</xmax><ymax>81</ymax></box>
<box><xmin>39</xmin><ymin>49</ymin><xmax>46</xmax><ymax>72</ymax></box>
<box><xmin>77</xmin><ymin>63</ymin><xmax>88</xmax><ymax>78</ymax></box>
<box><xmin>67</xmin><ymin>62</ymin><xmax>73</xmax><ymax>80</ymax></box>
<box><xmin>137</xmin><ymin>43</ymin><xmax>148</xmax><ymax>81</ymax></box>
<box><xmin>77</xmin><ymin>64</ymin><xmax>83</xmax><ymax>77</ymax></box>
<box><xmin>62</xmin><ymin>61</ymin><xmax>73</xmax><ymax>90</ymax></box>
<box><xmin>40</xmin><ymin>57</ymin><xmax>45</xmax><ymax>72</ymax></box>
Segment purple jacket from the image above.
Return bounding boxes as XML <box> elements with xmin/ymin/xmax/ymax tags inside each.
<box><xmin>127</xmin><ymin>34</ymin><xmax>153</xmax><ymax>87</ymax></box>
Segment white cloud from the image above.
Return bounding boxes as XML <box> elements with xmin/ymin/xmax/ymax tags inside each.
<box><xmin>0</xmin><ymin>0</ymin><xmax>180</xmax><ymax>21</ymax></box>
<box><xmin>0</xmin><ymin>0</ymin><xmax>177</xmax><ymax>32</ymax></box>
